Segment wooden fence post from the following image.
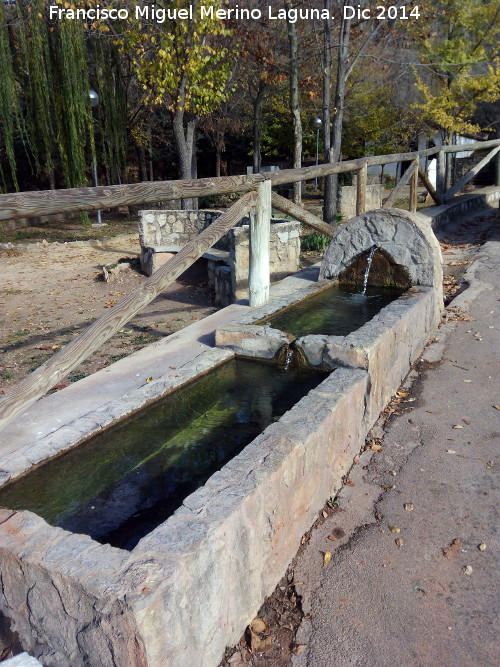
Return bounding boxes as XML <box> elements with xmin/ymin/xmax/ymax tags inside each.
<box><xmin>356</xmin><ymin>161</ymin><xmax>367</xmax><ymax>215</ymax></box>
<box><xmin>249</xmin><ymin>180</ymin><xmax>271</xmax><ymax>307</ymax></box>
<box><xmin>409</xmin><ymin>165</ymin><xmax>418</xmax><ymax>213</ymax></box>
<box><xmin>436</xmin><ymin>149</ymin><xmax>445</xmax><ymax>203</ymax></box>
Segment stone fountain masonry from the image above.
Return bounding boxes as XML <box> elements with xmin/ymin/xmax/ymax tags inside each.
<box><xmin>0</xmin><ymin>208</ymin><xmax>444</xmax><ymax>666</ymax></box>
<box><xmin>138</xmin><ymin>209</ymin><xmax>301</xmax><ymax>306</ymax></box>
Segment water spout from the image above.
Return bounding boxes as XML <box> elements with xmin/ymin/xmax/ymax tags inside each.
<box><xmin>362</xmin><ymin>246</ymin><xmax>377</xmax><ymax>294</ymax></box>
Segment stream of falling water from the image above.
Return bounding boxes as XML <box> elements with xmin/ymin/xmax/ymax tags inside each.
<box><xmin>362</xmin><ymin>246</ymin><xmax>377</xmax><ymax>294</ymax></box>
<box><xmin>284</xmin><ymin>348</ymin><xmax>294</xmax><ymax>370</ymax></box>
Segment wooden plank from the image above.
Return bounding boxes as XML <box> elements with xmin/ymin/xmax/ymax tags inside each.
<box><xmin>409</xmin><ymin>165</ymin><xmax>418</xmax><ymax>213</ymax></box>
<box><xmin>356</xmin><ymin>161</ymin><xmax>367</xmax><ymax>215</ymax></box>
<box><xmin>0</xmin><ymin>139</ymin><xmax>498</xmax><ymax>222</ymax></box>
<box><xmin>382</xmin><ymin>160</ymin><xmax>418</xmax><ymax>209</ymax></box>
<box><xmin>249</xmin><ymin>181</ymin><xmax>271</xmax><ymax>307</ymax></box>
<box><xmin>271</xmin><ymin>192</ymin><xmax>334</xmax><ymax>238</ymax></box>
<box><xmin>269</xmin><ymin>149</ymin><xmax>440</xmax><ymax>187</ymax></box>
<box><xmin>0</xmin><ymin>191</ymin><xmax>258</xmax><ymax>431</ymax></box>
<box><xmin>418</xmin><ymin>166</ymin><xmax>442</xmax><ymax>205</ymax></box>
<box><xmin>0</xmin><ymin>174</ymin><xmax>264</xmax><ymax>222</ymax></box>
<box><xmin>441</xmin><ymin>138</ymin><xmax>500</xmax><ymax>154</ymax></box>
<box><xmin>444</xmin><ymin>144</ymin><xmax>500</xmax><ymax>201</ymax></box>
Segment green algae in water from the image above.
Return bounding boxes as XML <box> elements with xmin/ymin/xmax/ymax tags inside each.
<box><xmin>0</xmin><ymin>359</ymin><xmax>326</xmax><ymax>550</ymax></box>
<box><xmin>265</xmin><ymin>285</ymin><xmax>404</xmax><ymax>338</ymax></box>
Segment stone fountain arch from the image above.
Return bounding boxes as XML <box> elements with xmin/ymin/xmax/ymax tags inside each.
<box><xmin>319</xmin><ymin>208</ymin><xmax>443</xmax><ymax>298</ymax></box>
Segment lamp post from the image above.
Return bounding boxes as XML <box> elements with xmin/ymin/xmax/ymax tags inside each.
<box><xmin>88</xmin><ymin>89</ymin><xmax>104</xmax><ymax>226</ymax></box>
<box><xmin>313</xmin><ymin>117</ymin><xmax>322</xmax><ymax>190</ymax></box>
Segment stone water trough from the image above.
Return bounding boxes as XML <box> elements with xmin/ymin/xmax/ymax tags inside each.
<box><xmin>0</xmin><ymin>209</ymin><xmax>442</xmax><ymax>667</ymax></box>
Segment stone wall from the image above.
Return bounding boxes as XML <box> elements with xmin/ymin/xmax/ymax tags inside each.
<box><xmin>231</xmin><ymin>221</ymin><xmax>301</xmax><ymax>301</ymax></box>
<box><xmin>138</xmin><ymin>210</ymin><xmax>301</xmax><ymax>305</ymax></box>
<box><xmin>139</xmin><ymin>209</ymin><xmax>223</xmax><ymax>247</ymax></box>
<box><xmin>338</xmin><ymin>184</ymin><xmax>383</xmax><ymax>220</ymax></box>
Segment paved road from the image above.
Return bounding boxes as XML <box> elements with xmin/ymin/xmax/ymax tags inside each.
<box><xmin>292</xmin><ymin>212</ymin><xmax>499</xmax><ymax>667</ymax></box>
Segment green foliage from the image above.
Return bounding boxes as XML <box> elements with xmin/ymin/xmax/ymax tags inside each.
<box><xmin>0</xmin><ymin>1</ymin><xmax>21</xmax><ymax>189</ymax></box>
<box><xmin>409</xmin><ymin>0</ymin><xmax>500</xmax><ymax>134</ymax></box>
<box><xmin>301</xmin><ymin>232</ymin><xmax>330</xmax><ymax>252</ymax></box>
<box><xmin>118</xmin><ymin>0</ymin><xmax>235</xmax><ymax>117</ymax></box>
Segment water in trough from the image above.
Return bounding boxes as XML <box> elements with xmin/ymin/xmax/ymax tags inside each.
<box><xmin>265</xmin><ymin>284</ymin><xmax>404</xmax><ymax>339</ymax></box>
<box><xmin>0</xmin><ymin>359</ymin><xmax>326</xmax><ymax>550</ymax></box>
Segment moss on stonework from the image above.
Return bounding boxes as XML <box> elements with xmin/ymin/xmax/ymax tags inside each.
<box><xmin>338</xmin><ymin>248</ymin><xmax>412</xmax><ymax>290</ymax></box>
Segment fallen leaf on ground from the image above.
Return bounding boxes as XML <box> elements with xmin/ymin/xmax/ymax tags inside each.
<box><xmin>404</xmin><ymin>503</ymin><xmax>415</xmax><ymax>511</ymax></box>
<box><xmin>447</xmin><ymin>449</ymin><xmax>456</xmax><ymax>454</ymax></box>
<box><xmin>390</xmin><ymin>525</ymin><xmax>401</xmax><ymax>533</ymax></box>
<box><xmin>395</xmin><ymin>538</ymin><xmax>404</xmax><ymax>549</ymax></box>
<box><xmin>463</xmin><ymin>379</ymin><xmax>472</xmax><ymax>383</ymax></box>
<box><xmin>463</xmin><ymin>419</ymin><xmax>471</xmax><ymax>425</ymax></box>
<box><xmin>345</xmin><ymin>479</ymin><xmax>355</xmax><ymax>486</ymax></box>
<box><xmin>442</xmin><ymin>538</ymin><xmax>462</xmax><ymax>558</ymax></box>
<box><xmin>292</xmin><ymin>644</ymin><xmax>307</xmax><ymax>655</ymax></box>
<box><xmin>463</xmin><ymin>565</ymin><xmax>473</xmax><ymax>576</ymax></box>
<box><xmin>322</xmin><ymin>510</ymin><xmax>328</xmax><ymax>518</ymax></box>
<box><xmin>371</xmin><ymin>444</ymin><xmax>383</xmax><ymax>452</ymax></box>
<box><xmin>453</xmin><ymin>424</ymin><xmax>464</xmax><ymax>429</ymax></box>
<box><xmin>145</xmin><ymin>376</ymin><xmax>153</xmax><ymax>383</ymax></box>
<box><xmin>494</xmin><ymin>406</ymin><xmax>500</xmax><ymax>410</ymax></box>
<box><xmin>381</xmin><ymin>484</ymin><xmax>396</xmax><ymax>489</ymax></box>
<box><xmin>323</xmin><ymin>551</ymin><xmax>332</xmax><ymax>567</ymax></box>
<box><xmin>248</xmin><ymin>618</ymin><xmax>272</xmax><ymax>654</ymax></box>
<box><xmin>478</xmin><ymin>543</ymin><xmax>487</xmax><ymax>551</ymax></box>
<box><xmin>396</xmin><ymin>391</ymin><xmax>409</xmax><ymax>397</ymax></box>
<box><xmin>250</xmin><ymin>618</ymin><xmax>268</xmax><ymax>634</ymax></box>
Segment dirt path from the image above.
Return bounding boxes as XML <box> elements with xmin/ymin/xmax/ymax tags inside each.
<box><xmin>0</xmin><ymin>236</ymin><xmax>217</xmax><ymax>394</ymax></box>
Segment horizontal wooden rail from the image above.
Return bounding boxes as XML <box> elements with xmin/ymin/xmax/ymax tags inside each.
<box><xmin>1</xmin><ymin>139</ymin><xmax>498</xmax><ymax>222</ymax></box>
<box><xmin>0</xmin><ymin>174</ymin><xmax>265</xmax><ymax>222</ymax></box>
<box><xmin>0</xmin><ymin>191</ymin><xmax>258</xmax><ymax>431</ymax></box>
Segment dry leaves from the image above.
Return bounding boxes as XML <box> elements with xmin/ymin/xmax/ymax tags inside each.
<box><xmin>442</xmin><ymin>538</ymin><xmax>462</xmax><ymax>558</ymax></box>
<box><xmin>248</xmin><ymin>617</ymin><xmax>272</xmax><ymax>654</ymax></box>
<box><xmin>292</xmin><ymin>644</ymin><xmax>307</xmax><ymax>655</ymax></box>
<box><xmin>395</xmin><ymin>538</ymin><xmax>404</xmax><ymax>549</ymax></box>
<box><xmin>389</xmin><ymin>525</ymin><xmax>401</xmax><ymax>533</ymax></box>
<box><xmin>323</xmin><ymin>551</ymin><xmax>332</xmax><ymax>567</ymax></box>
<box><xmin>404</xmin><ymin>503</ymin><xmax>415</xmax><ymax>512</ymax></box>
<box><xmin>453</xmin><ymin>424</ymin><xmax>464</xmax><ymax>429</ymax></box>
<box><xmin>463</xmin><ymin>565</ymin><xmax>473</xmax><ymax>576</ymax></box>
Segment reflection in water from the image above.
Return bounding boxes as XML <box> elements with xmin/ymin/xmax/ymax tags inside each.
<box><xmin>0</xmin><ymin>360</ymin><xmax>326</xmax><ymax>550</ymax></box>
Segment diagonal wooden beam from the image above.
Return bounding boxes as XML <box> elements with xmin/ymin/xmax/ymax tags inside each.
<box><xmin>418</xmin><ymin>166</ymin><xmax>442</xmax><ymax>205</ymax></box>
<box><xmin>271</xmin><ymin>192</ymin><xmax>334</xmax><ymax>238</ymax></box>
<box><xmin>382</xmin><ymin>160</ymin><xmax>418</xmax><ymax>209</ymax></box>
<box><xmin>444</xmin><ymin>144</ymin><xmax>500</xmax><ymax>201</ymax></box>
<box><xmin>0</xmin><ymin>191</ymin><xmax>258</xmax><ymax>432</ymax></box>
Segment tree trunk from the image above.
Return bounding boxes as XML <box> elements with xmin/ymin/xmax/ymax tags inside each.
<box><xmin>286</xmin><ymin>4</ymin><xmax>302</xmax><ymax>204</ymax></box>
<box><xmin>173</xmin><ymin>109</ymin><xmax>198</xmax><ymax>209</ymax></box>
<box><xmin>137</xmin><ymin>142</ymin><xmax>148</xmax><ymax>182</ymax></box>
<box><xmin>253</xmin><ymin>81</ymin><xmax>266</xmax><ymax>174</ymax></box>
<box><xmin>325</xmin><ymin>5</ymin><xmax>351</xmax><ymax>224</ymax></box>
<box><xmin>322</xmin><ymin>0</ymin><xmax>334</xmax><ymax>222</ymax></box>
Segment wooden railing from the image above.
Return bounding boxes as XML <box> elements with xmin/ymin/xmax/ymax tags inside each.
<box><xmin>0</xmin><ymin>138</ymin><xmax>499</xmax><ymax>431</ymax></box>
